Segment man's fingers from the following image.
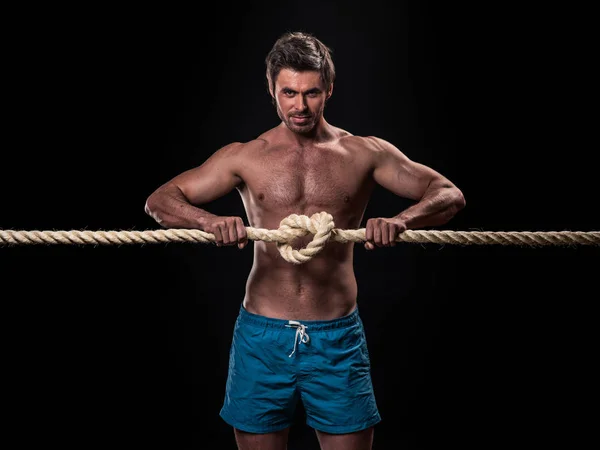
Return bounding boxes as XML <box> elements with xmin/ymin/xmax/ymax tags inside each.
<box><xmin>236</xmin><ymin>218</ymin><xmax>248</xmax><ymax>249</ymax></box>
<box><xmin>365</xmin><ymin>221</ymin><xmax>373</xmax><ymax>243</ymax></box>
<box><xmin>218</xmin><ymin>223</ymin><xmax>230</xmax><ymax>245</ymax></box>
<box><xmin>365</xmin><ymin>220</ymin><xmax>374</xmax><ymax>250</ymax></box>
<box><xmin>381</xmin><ymin>223</ymin><xmax>390</xmax><ymax>246</ymax></box>
<box><xmin>389</xmin><ymin>226</ymin><xmax>397</xmax><ymax>247</ymax></box>
<box><xmin>212</xmin><ymin>226</ymin><xmax>223</xmax><ymax>246</ymax></box>
<box><xmin>373</xmin><ymin>224</ymin><xmax>382</xmax><ymax>247</ymax></box>
<box><xmin>227</xmin><ymin>221</ymin><xmax>238</xmax><ymax>246</ymax></box>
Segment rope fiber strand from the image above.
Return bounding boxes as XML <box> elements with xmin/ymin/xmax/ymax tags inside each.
<box><xmin>1</xmin><ymin>212</ymin><xmax>598</xmax><ymax>264</ymax></box>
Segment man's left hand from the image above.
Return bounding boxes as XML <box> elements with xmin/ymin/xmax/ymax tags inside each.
<box><xmin>364</xmin><ymin>217</ymin><xmax>407</xmax><ymax>250</ymax></box>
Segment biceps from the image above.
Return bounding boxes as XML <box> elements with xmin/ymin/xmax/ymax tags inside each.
<box><xmin>171</xmin><ymin>158</ymin><xmax>242</xmax><ymax>205</ymax></box>
<box><xmin>373</xmin><ymin>158</ymin><xmax>441</xmax><ymax>200</ymax></box>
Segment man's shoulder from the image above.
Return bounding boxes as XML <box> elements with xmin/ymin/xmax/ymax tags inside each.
<box><xmin>237</xmin><ymin>126</ymin><xmax>281</xmax><ymax>152</ymax></box>
<box><xmin>338</xmin><ymin>134</ymin><xmax>387</xmax><ymax>153</ymax></box>
<box><xmin>213</xmin><ymin>137</ymin><xmax>269</xmax><ymax>158</ymax></box>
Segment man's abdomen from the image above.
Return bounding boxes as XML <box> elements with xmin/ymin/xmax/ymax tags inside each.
<box><xmin>243</xmin><ymin>247</ymin><xmax>358</xmax><ymax>321</ymax></box>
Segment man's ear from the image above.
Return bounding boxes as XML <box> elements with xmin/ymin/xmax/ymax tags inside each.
<box><xmin>327</xmin><ymin>83</ymin><xmax>334</xmax><ymax>99</ymax></box>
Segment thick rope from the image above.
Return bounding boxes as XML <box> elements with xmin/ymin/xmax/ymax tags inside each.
<box><xmin>1</xmin><ymin>211</ymin><xmax>598</xmax><ymax>264</ymax></box>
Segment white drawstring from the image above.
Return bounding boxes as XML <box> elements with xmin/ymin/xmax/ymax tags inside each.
<box><xmin>285</xmin><ymin>320</ymin><xmax>310</xmax><ymax>357</ymax></box>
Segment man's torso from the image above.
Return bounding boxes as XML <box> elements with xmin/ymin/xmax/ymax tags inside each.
<box><xmin>233</xmin><ymin>125</ymin><xmax>380</xmax><ymax>320</ymax></box>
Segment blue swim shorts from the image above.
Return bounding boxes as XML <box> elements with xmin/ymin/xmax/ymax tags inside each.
<box><xmin>219</xmin><ymin>305</ymin><xmax>381</xmax><ymax>434</ymax></box>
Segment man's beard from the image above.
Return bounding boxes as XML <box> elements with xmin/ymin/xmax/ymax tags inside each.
<box><xmin>275</xmin><ymin>102</ymin><xmax>323</xmax><ymax>134</ymax></box>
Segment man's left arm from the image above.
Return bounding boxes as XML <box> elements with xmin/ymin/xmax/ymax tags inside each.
<box><xmin>366</xmin><ymin>137</ymin><xmax>466</xmax><ymax>249</ymax></box>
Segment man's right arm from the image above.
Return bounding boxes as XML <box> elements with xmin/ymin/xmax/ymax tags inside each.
<box><xmin>144</xmin><ymin>142</ymin><xmax>248</xmax><ymax>248</ymax></box>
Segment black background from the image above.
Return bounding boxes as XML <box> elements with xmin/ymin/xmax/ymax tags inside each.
<box><xmin>1</xmin><ymin>2</ymin><xmax>598</xmax><ymax>449</ymax></box>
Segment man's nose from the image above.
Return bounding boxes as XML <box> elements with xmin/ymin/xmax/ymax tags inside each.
<box><xmin>294</xmin><ymin>95</ymin><xmax>307</xmax><ymax>110</ymax></box>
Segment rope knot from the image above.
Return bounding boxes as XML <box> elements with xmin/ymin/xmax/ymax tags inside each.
<box><xmin>276</xmin><ymin>212</ymin><xmax>335</xmax><ymax>264</ymax></box>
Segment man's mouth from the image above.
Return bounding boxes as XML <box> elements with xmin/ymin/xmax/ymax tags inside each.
<box><xmin>291</xmin><ymin>115</ymin><xmax>310</xmax><ymax>123</ymax></box>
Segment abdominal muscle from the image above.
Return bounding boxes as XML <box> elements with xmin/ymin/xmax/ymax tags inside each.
<box><xmin>242</xmin><ymin>238</ymin><xmax>358</xmax><ymax>321</ymax></box>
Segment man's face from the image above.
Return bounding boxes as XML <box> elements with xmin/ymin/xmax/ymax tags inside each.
<box><xmin>272</xmin><ymin>68</ymin><xmax>332</xmax><ymax>134</ymax></box>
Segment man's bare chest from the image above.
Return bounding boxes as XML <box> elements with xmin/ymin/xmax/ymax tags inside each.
<box><xmin>239</xmin><ymin>147</ymin><xmax>373</xmax><ymax>210</ymax></box>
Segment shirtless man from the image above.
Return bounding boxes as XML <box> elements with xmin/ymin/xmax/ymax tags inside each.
<box><xmin>144</xmin><ymin>31</ymin><xmax>465</xmax><ymax>450</ymax></box>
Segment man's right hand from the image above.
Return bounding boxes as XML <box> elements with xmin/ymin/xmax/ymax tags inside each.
<box><xmin>202</xmin><ymin>216</ymin><xmax>249</xmax><ymax>249</ymax></box>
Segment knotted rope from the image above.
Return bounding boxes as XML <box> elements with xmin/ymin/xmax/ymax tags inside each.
<box><xmin>1</xmin><ymin>211</ymin><xmax>598</xmax><ymax>264</ymax></box>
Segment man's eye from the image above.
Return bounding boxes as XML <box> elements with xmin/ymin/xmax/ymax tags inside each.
<box><xmin>283</xmin><ymin>90</ymin><xmax>295</xmax><ymax>96</ymax></box>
